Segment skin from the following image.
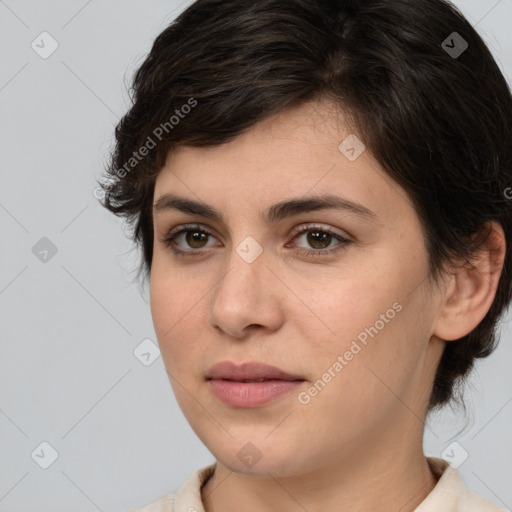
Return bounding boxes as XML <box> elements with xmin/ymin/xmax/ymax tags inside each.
<box><xmin>149</xmin><ymin>98</ymin><xmax>505</xmax><ymax>512</ymax></box>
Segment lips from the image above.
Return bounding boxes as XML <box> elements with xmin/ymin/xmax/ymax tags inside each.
<box><xmin>206</xmin><ymin>361</ymin><xmax>304</xmax><ymax>382</ymax></box>
<box><xmin>206</xmin><ymin>361</ymin><xmax>305</xmax><ymax>408</ymax></box>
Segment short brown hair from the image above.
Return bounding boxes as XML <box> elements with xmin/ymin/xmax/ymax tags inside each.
<box><xmin>100</xmin><ymin>0</ymin><xmax>512</xmax><ymax>410</ymax></box>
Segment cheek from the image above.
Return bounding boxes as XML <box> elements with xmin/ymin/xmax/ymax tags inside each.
<box><xmin>149</xmin><ymin>263</ymin><xmax>206</xmax><ymax>368</ymax></box>
<box><xmin>295</xmin><ymin>261</ymin><xmax>400</xmax><ymax>352</ymax></box>
<box><xmin>294</xmin><ymin>258</ymin><xmax>429</xmax><ymax>398</ymax></box>
<box><xmin>297</xmin><ymin>307</ymin><xmax>425</xmax><ymax>439</ymax></box>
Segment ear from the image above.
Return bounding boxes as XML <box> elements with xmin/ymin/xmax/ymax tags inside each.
<box><xmin>433</xmin><ymin>222</ymin><xmax>506</xmax><ymax>341</ymax></box>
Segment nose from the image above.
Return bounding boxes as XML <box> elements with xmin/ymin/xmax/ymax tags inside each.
<box><xmin>208</xmin><ymin>247</ymin><xmax>285</xmax><ymax>339</ymax></box>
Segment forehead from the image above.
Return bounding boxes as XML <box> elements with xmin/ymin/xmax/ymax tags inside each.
<box><xmin>153</xmin><ymin>99</ymin><xmax>413</xmax><ymax>224</ymax></box>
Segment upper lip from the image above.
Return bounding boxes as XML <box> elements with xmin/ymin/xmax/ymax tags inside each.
<box><xmin>206</xmin><ymin>361</ymin><xmax>304</xmax><ymax>381</ymax></box>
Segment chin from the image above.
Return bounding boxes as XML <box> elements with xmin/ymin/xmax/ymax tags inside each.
<box><xmin>204</xmin><ymin>433</ymin><xmax>311</xmax><ymax>477</ymax></box>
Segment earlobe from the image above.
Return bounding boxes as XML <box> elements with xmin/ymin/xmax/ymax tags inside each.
<box><xmin>433</xmin><ymin>222</ymin><xmax>506</xmax><ymax>342</ymax></box>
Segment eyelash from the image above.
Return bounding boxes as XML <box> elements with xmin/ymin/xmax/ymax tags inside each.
<box><xmin>161</xmin><ymin>223</ymin><xmax>352</xmax><ymax>258</ymax></box>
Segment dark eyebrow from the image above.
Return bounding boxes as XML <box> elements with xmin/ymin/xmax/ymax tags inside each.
<box><xmin>265</xmin><ymin>195</ymin><xmax>376</xmax><ymax>223</ymax></box>
<box><xmin>154</xmin><ymin>194</ymin><xmax>224</xmax><ymax>222</ymax></box>
<box><xmin>153</xmin><ymin>193</ymin><xmax>376</xmax><ymax>223</ymax></box>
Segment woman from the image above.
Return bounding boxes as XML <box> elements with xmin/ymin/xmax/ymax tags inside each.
<box><xmin>100</xmin><ymin>0</ymin><xmax>512</xmax><ymax>510</ymax></box>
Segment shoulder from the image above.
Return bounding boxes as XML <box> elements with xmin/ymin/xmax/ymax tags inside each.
<box><xmin>417</xmin><ymin>457</ymin><xmax>506</xmax><ymax>512</ymax></box>
<box><xmin>457</xmin><ymin>483</ymin><xmax>506</xmax><ymax>512</ymax></box>
<box><xmin>126</xmin><ymin>463</ymin><xmax>216</xmax><ymax>512</ymax></box>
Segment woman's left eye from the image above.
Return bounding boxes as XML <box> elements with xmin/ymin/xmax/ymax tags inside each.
<box><xmin>288</xmin><ymin>225</ymin><xmax>351</xmax><ymax>256</ymax></box>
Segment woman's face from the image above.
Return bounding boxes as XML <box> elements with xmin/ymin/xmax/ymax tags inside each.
<box><xmin>150</xmin><ymin>99</ymin><xmax>446</xmax><ymax>477</ymax></box>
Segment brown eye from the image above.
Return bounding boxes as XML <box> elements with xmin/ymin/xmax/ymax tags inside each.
<box><xmin>186</xmin><ymin>231</ymin><xmax>209</xmax><ymax>248</ymax></box>
<box><xmin>290</xmin><ymin>225</ymin><xmax>351</xmax><ymax>256</ymax></box>
<box><xmin>163</xmin><ymin>224</ymin><xmax>220</xmax><ymax>253</ymax></box>
<box><xmin>306</xmin><ymin>230</ymin><xmax>333</xmax><ymax>249</ymax></box>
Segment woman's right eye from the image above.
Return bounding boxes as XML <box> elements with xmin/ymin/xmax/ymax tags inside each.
<box><xmin>162</xmin><ymin>225</ymin><xmax>220</xmax><ymax>255</ymax></box>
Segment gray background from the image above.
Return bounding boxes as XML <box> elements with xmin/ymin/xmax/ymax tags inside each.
<box><xmin>0</xmin><ymin>1</ymin><xmax>511</xmax><ymax>511</ymax></box>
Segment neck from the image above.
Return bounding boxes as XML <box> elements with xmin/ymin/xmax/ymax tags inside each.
<box><xmin>201</xmin><ymin>425</ymin><xmax>438</xmax><ymax>512</ymax></box>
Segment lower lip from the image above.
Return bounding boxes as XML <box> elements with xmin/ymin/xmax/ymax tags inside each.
<box><xmin>208</xmin><ymin>379</ymin><xmax>304</xmax><ymax>407</ymax></box>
